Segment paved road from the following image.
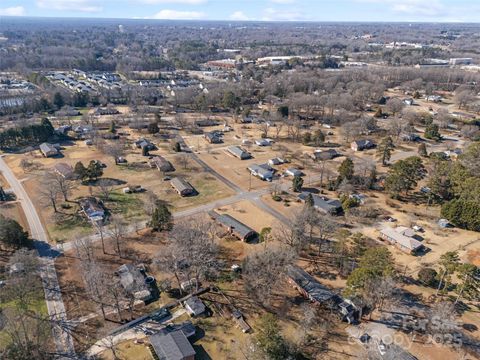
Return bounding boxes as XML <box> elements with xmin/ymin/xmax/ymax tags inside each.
<box><xmin>0</xmin><ymin>156</ymin><xmax>75</xmax><ymax>357</ymax></box>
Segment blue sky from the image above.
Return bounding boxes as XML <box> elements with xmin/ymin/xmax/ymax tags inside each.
<box><xmin>0</xmin><ymin>0</ymin><xmax>479</xmax><ymax>22</ymax></box>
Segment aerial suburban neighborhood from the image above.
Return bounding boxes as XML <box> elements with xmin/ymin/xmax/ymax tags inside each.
<box><xmin>0</xmin><ymin>3</ymin><xmax>480</xmax><ymax>360</ymax></box>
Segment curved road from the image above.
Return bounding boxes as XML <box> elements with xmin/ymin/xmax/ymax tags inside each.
<box><xmin>0</xmin><ymin>156</ymin><xmax>75</xmax><ymax>357</ymax></box>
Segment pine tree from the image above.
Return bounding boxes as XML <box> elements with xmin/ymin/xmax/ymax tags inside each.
<box><xmin>338</xmin><ymin>158</ymin><xmax>354</xmax><ymax>182</ymax></box>
<box><xmin>74</xmin><ymin>161</ymin><xmax>87</xmax><ymax>180</ymax></box>
<box><xmin>377</xmin><ymin>136</ymin><xmax>395</xmax><ymax>166</ymax></box>
<box><xmin>149</xmin><ymin>202</ymin><xmax>172</xmax><ymax>232</ymax></box>
<box><xmin>292</xmin><ymin>175</ymin><xmax>304</xmax><ymax>192</ymax></box>
<box><xmin>305</xmin><ymin>193</ymin><xmax>314</xmax><ymax>207</ymax></box>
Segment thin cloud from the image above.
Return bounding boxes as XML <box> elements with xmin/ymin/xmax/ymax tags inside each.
<box><xmin>262</xmin><ymin>7</ymin><xmax>308</xmax><ymax>21</ymax></box>
<box><xmin>230</xmin><ymin>11</ymin><xmax>250</xmax><ymax>21</ymax></box>
<box><xmin>0</xmin><ymin>6</ymin><xmax>26</xmax><ymax>16</ymax></box>
<box><xmin>150</xmin><ymin>9</ymin><xmax>205</xmax><ymax>19</ymax></box>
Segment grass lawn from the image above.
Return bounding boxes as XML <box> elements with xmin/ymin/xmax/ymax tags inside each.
<box><xmin>0</xmin><ymin>278</ymin><xmax>48</xmax><ymax>350</ymax></box>
<box><xmin>100</xmin><ymin>340</ymin><xmax>153</xmax><ymax>360</ymax></box>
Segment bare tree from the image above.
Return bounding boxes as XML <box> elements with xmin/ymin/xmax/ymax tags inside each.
<box><xmin>97</xmin><ymin>178</ymin><xmax>116</xmax><ymax>201</ymax></box>
<box><xmin>38</xmin><ymin>177</ymin><xmax>60</xmax><ymax>213</ymax></box>
<box><xmin>177</xmin><ymin>153</ymin><xmax>190</xmax><ymax>170</ymax></box>
<box><xmin>243</xmin><ymin>246</ymin><xmax>295</xmax><ymax>306</ymax></box>
<box><xmin>109</xmin><ymin>215</ymin><xmax>126</xmax><ymax>258</ymax></box>
<box><xmin>44</xmin><ymin>171</ymin><xmax>76</xmax><ymax>202</ymax></box>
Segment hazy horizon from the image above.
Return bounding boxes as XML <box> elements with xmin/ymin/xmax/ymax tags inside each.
<box><xmin>0</xmin><ymin>0</ymin><xmax>479</xmax><ymax>23</ymax></box>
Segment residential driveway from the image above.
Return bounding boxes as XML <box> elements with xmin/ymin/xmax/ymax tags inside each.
<box><xmin>0</xmin><ymin>155</ymin><xmax>75</xmax><ymax>357</ymax></box>
<box><xmin>86</xmin><ymin>308</ymin><xmax>186</xmax><ymax>357</ymax></box>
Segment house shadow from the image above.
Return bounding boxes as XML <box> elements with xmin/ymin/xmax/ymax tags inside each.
<box><xmin>301</xmin><ymin>187</ymin><xmax>320</xmax><ymax>194</ymax></box>
<box><xmin>192</xmin><ymin>345</ymin><xmax>212</xmax><ymax>360</ymax></box>
<box><xmin>89</xmin><ymin>178</ymin><xmax>127</xmax><ymax>186</ymax></box>
<box><xmin>33</xmin><ymin>240</ymin><xmax>62</xmax><ymax>258</ymax></box>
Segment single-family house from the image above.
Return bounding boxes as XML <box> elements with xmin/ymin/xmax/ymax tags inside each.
<box><xmin>79</xmin><ymin>197</ymin><xmax>105</xmax><ymax>222</ymax></box>
<box><xmin>150</xmin><ymin>156</ymin><xmax>175</xmax><ymax>172</ymax></box>
<box><xmin>157</xmin><ymin>322</ymin><xmax>196</xmax><ymax>339</ymax></box>
<box><xmin>268</xmin><ymin>157</ymin><xmax>286</xmax><ymax>166</ymax></box>
<box><xmin>210</xmin><ymin>211</ymin><xmax>258</xmax><ymax>242</ymax></box>
<box><xmin>134</xmin><ymin>138</ymin><xmax>156</xmax><ymax>151</ymax></box>
<box><xmin>426</xmin><ymin>95</ymin><xmax>442</xmax><ymax>102</ymax></box>
<box><xmin>204</xmin><ymin>132</ymin><xmax>222</xmax><ymax>144</ymax></box>
<box><xmin>53</xmin><ymin>163</ymin><xmax>74</xmax><ymax>179</ymax></box>
<box><xmin>285</xmin><ymin>168</ymin><xmax>303</xmax><ymax>177</ymax></box>
<box><xmin>379</xmin><ymin>226</ymin><xmax>424</xmax><ymax>254</ymax></box>
<box><xmin>39</xmin><ymin>143</ymin><xmax>59</xmax><ymax>158</ymax></box>
<box><xmin>195</xmin><ymin>119</ymin><xmax>219</xmax><ymax>127</ymax></box>
<box><xmin>310</xmin><ymin>149</ymin><xmax>340</xmax><ymax>161</ymax></box>
<box><xmin>403</xmin><ymin>98</ymin><xmax>414</xmax><ymax>106</ymax></box>
<box><xmin>287</xmin><ymin>265</ymin><xmax>341</xmax><ymax>306</ymax></box>
<box><xmin>255</xmin><ymin>138</ymin><xmax>273</xmax><ymax>146</ymax></box>
<box><xmin>55</xmin><ymin>125</ymin><xmax>72</xmax><ymax>135</ymax></box>
<box><xmin>116</xmin><ymin>264</ymin><xmax>152</xmax><ymax>302</ymax></box>
<box><xmin>351</xmin><ymin>139</ymin><xmax>375</xmax><ymax>151</ymax></box>
<box><xmin>298</xmin><ymin>192</ymin><xmax>343</xmax><ymax>215</ymax></box>
<box><xmin>170</xmin><ymin>178</ymin><xmax>195</xmax><ymax>197</ymax></box>
<box><xmin>402</xmin><ymin>133</ymin><xmax>421</xmax><ymax>142</ymax></box>
<box><xmin>227</xmin><ymin>146</ymin><xmax>251</xmax><ymax>160</ymax></box>
<box><xmin>184</xmin><ymin>296</ymin><xmax>206</xmax><ymax>317</ymax></box>
<box><xmin>149</xmin><ymin>331</ymin><xmax>196</xmax><ymax>360</ymax></box>
<box><xmin>248</xmin><ymin>164</ymin><xmax>274</xmax><ymax>181</ymax></box>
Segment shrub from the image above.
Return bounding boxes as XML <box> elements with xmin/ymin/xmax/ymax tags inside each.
<box><xmin>418</xmin><ymin>268</ymin><xmax>437</xmax><ymax>287</ymax></box>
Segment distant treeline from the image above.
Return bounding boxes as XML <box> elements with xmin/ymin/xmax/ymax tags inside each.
<box><xmin>0</xmin><ymin>118</ymin><xmax>55</xmax><ymax>149</ymax></box>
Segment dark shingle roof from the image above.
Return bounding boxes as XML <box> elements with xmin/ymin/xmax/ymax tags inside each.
<box><xmin>287</xmin><ymin>265</ymin><xmax>341</xmax><ymax>305</ymax></box>
<box><xmin>217</xmin><ymin>214</ymin><xmax>256</xmax><ymax>239</ymax></box>
<box><xmin>149</xmin><ymin>331</ymin><xmax>196</xmax><ymax>360</ymax></box>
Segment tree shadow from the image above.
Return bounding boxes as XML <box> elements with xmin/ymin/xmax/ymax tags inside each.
<box><xmin>33</xmin><ymin>240</ymin><xmax>62</xmax><ymax>258</ymax></box>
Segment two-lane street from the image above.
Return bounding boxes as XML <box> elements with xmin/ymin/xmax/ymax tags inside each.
<box><xmin>0</xmin><ymin>155</ymin><xmax>75</xmax><ymax>357</ymax></box>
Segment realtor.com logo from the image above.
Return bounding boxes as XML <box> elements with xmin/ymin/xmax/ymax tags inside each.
<box><xmin>348</xmin><ymin>316</ymin><xmax>463</xmax><ymax>350</ymax></box>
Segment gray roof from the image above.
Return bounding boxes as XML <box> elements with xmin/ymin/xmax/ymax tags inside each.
<box><xmin>158</xmin><ymin>321</ymin><xmax>196</xmax><ymax>339</ymax></box>
<box><xmin>287</xmin><ymin>265</ymin><xmax>341</xmax><ymax>305</ymax></box>
<box><xmin>298</xmin><ymin>192</ymin><xmax>342</xmax><ymax>214</ymax></box>
<box><xmin>151</xmin><ymin>156</ymin><xmax>175</xmax><ymax>172</ymax></box>
<box><xmin>116</xmin><ymin>264</ymin><xmax>147</xmax><ymax>293</ymax></box>
<box><xmin>184</xmin><ymin>296</ymin><xmax>206</xmax><ymax>315</ymax></box>
<box><xmin>40</xmin><ymin>143</ymin><xmax>58</xmax><ymax>154</ymax></box>
<box><xmin>228</xmin><ymin>146</ymin><xmax>251</xmax><ymax>159</ymax></box>
<box><xmin>170</xmin><ymin>177</ymin><xmax>194</xmax><ymax>194</ymax></box>
<box><xmin>149</xmin><ymin>331</ymin><xmax>196</xmax><ymax>360</ymax></box>
<box><xmin>211</xmin><ymin>211</ymin><xmax>257</xmax><ymax>240</ymax></box>
<box><xmin>248</xmin><ymin>164</ymin><xmax>273</xmax><ymax>180</ymax></box>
